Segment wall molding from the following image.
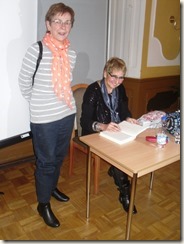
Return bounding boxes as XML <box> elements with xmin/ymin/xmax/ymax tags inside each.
<box><xmin>147</xmin><ymin>0</ymin><xmax>180</xmax><ymax>67</ymax></box>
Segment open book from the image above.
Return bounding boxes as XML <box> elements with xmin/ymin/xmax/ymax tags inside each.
<box><xmin>99</xmin><ymin>121</ymin><xmax>149</xmax><ymax>144</ymax></box>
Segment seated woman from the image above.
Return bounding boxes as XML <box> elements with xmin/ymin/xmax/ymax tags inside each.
<box><xmin>80</xmin><ymin>57</ymin><xmax>137</xmax><ymax>214</ymax></box>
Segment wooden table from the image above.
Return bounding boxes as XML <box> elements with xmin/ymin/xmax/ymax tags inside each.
<box><xmin>80</xmin><ymin>129</ymin><xmax>180</xmax><ymax>240</ymax></box>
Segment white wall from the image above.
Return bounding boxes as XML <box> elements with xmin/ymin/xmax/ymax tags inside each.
<box><xmin>37</xmin><ymin>0</ymin><xmax>109</xmax><ymax>85</ymax></box>
<box><xmin>0</xmin><ymin>0</ymin><xmax>108</xmax><ymax>144</ymax></box>
<box><xmin>0</xmin><ymin>0</ymin><xmax>37</xmax><ymax>142</ymax></box>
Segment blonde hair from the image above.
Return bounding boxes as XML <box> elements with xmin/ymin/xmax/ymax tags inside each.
<box><xmin>103</xmin><ymin>57</ymin><xmax>127</xmax><ymax>76</ymax></box>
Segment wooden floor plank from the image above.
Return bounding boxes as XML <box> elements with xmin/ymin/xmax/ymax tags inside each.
<box><xmin>0</xmin><ymin>150</ymin><xmax>180</xmax><ymax>240</ymax></box>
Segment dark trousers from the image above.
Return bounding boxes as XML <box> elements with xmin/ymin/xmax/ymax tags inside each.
<box><xmin>31</xmin><ymin>114</ymin><xmax>75</xmax><ymax>203</ymax></box>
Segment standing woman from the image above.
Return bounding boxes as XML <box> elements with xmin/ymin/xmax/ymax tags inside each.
<box><xmin>80</xmin><ymin>57</ymin><xmax>137</xmax><ymax>214</ymax></box>
<box><xmin>18</xmin><ymin>3</ymin><xmax>76</xmax><ymax>227</ymax></box>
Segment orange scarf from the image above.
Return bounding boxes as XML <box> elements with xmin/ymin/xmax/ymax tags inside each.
<box><xmin>43</xmin><ymin>33</ymin><xmax>72</xmax><ymax>108</ymax></box>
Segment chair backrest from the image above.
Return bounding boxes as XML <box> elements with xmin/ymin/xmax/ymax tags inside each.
<box><xmin>72</xmin><ymin>83</ymin><xmax>88</xmax><ymax>137</ymax></box>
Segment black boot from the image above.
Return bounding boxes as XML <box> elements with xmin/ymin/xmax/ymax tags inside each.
<box><xmin>119</xmin><ymin>182</ymin><xmax>137</xmax><ymax>214</ymax></box>
<box><xmin>108</xmin><ymin>166</ymin><xmax>137</xmax><ymax>214</ymax></box>
<box><xmin>108</xmin><ymin>166</ymin><xmax>122</xmax><ymax>186</ymax></box>
<box><xmin>37</xmin><ymin>202</ymin><xmax>60</xmax><ymax>227</ymax></box>
<box><xmin>108</xmin><ymin>166</ymin><xmax>129</xmax><ymax>186</ymax></box>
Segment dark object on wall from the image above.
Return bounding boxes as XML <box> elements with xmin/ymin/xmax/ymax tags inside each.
<box><xmin>0</xmin><ymin>132</ymin><xmax>32</xmax><ymax>149</ymax></box>
<box><xmin>147</xmin><ymin>90</ymin><xmax>178</xmax><ymax>111</ymax></box>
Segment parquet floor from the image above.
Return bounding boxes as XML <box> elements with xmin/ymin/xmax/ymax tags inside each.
<box><xmin>0</xmin><ymin>150</ymin><xmax>181</xmax><ymax>241</ymax></box>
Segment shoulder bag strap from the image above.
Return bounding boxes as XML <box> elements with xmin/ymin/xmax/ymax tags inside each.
<box><xmin>32</xmin><ymin>41</ymin><xmax>43</xmax><ymax>86</ymax></box>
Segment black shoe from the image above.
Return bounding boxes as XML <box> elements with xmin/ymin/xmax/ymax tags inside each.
<box><xmin>119</xmin><ymin>191</ymin><xmax>137</xmax><ymax>214</ymax></box>
<box><xmin>37</xmin><ymin>202</ymin><xmax>60</xmax><ymax>227</ymax></box>
<box><xmin>52</xmin><ymin>188</ymin><xmax>70</xmax><ymax>202</ymax></box>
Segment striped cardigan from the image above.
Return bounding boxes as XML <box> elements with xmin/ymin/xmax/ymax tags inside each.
<box><xmin>18</xmin><ymin>42</ymin><xmax>77</xmax><ymax>124</ymax></box>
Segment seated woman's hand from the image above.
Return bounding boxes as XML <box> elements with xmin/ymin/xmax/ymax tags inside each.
<box><xmin>126</xmin><ymin>117</ymin><xmax>138</xmax><ymax>124</ymax></box>
<box><xmin>102</xmin><ymin>122</ymin><xmax>120</xmax><ymax>132</ymax></box>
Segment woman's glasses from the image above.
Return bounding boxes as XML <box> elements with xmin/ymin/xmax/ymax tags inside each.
<box><xmin>51</xmin><ymin>19</ymin><xmax>72</xmax><ymax>27</ymax></box>
<box><xmin>108</xmin><ymin>72</ymin><xmax>124</xmax><ymax>82</ymax></box>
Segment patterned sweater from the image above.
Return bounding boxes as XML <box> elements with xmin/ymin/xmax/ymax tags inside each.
<box><xmin>18</xmin><ymin>42</ymin><xmax>77</xmax><ymax>124</ymax></box>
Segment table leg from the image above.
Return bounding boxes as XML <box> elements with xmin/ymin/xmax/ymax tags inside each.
<box><xmin>125</xmin><ymin>173</ymin><xmax>137</xmax><ymax>240</ymax></box>
<box><xmin>86</xmin><ymin>149</ymin><xmax>92</xmax><ymax>219</ymax></box>
<box><xmin>149</xmin><ymin>171</ymin><xmax>154</xmax><ymax>190</ymax></box>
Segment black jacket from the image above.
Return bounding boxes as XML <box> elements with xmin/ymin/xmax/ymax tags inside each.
<box><xmin>80</xmin><ymin>81</ymin><xmax>131</xmax><ymax>136</ymax></box>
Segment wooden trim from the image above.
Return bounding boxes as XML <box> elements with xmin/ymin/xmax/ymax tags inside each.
<box><xmin>0</xmin><ymin>139</ymin><xmax>34</xmax><ymax>166</ymax></box>
<box><xmin>123</xmin><ymin>75</ymin><xmax>180</xmax><ymax>118</ymax></box>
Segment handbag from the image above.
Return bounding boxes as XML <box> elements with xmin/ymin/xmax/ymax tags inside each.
<box><xmin>164</xmin><ymin>110</ymin><xmax>180</xmax><ymax>137</ymax></box>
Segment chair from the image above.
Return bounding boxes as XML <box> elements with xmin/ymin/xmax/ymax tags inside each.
<box><xmin>69</xmin><ymin>83</ymin><xmax>100</xmax><ymax>194</ymax></box>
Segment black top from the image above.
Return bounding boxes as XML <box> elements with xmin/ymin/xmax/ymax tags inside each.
<box><xmin>80</xmin><ymin>81</ymin><xmax>131</xmax><ymax>135</ymax></box>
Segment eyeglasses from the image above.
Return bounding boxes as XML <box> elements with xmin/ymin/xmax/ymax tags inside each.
<box><xmin>108</xmin><ymin>72</ymin><xmax>124</xmax><ymax>81</ymax></box>
<box><xmin>51</xmin><ymin>19</ymin><xmax>72</xmax><ymax>27</ymax></box>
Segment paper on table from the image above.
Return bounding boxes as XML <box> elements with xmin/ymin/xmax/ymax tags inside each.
<box><xmin>100</xmin><ymin>121</ymin><xmax>149</xmax><ymax>144</ymax></box>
